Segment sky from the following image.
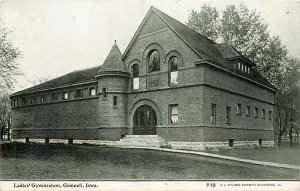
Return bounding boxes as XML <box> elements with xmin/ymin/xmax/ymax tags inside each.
<box><xmin>1</xmin><ymin>0</ymin><xmax>299</xmax><ymax>92</ymax></box>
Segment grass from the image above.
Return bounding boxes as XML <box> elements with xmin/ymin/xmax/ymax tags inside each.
<box><xmin>0</xmin><ymin>142</ymin><xmax>299</xmax><ymax>180</ymax></box>
<box><xmin>208</xmin><ymin>142</ymin><xmax>300</xmax><ymax>166</ymax></box>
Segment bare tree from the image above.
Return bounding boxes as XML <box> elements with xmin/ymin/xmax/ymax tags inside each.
<box><xmin>0</xmin><ymin>27</ymin><xmax>22</xmax><ymax>89</ymax></box>
<box><xmin>0</xmin><ymin>25</ymin><xmax>22</xmax><ymax>140</ymax></box>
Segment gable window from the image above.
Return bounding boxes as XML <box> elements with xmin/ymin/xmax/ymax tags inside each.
<box><xmin>75</xmin><ymin>89</ymin><xmax>83</xmax><ymax>98</ymax></box>
<box><xmin>132</xmin><ymin>64</ymin><xmax>139</xmax><ymax>90</ymax></box>
<box><xmin>237</xmin><ymin>103</ymin><xmax>241</xmax><ymax>115</ymax></box>
<box><xmin>269</xmin><ymin>111</ymin><xmax>272</xmax><ymax>120</ymax></box>
<box><xmin>102</xmin><ymin>88</ymin><xmax>107</xmax><ymax>98</ymax></box>
<box><xmin>89</xmin><ymin>87</ymin><xmax>96</xmax><ymax>96</ymax></box>
<box><xmin>113</xmin><ymin>96</ymin><xmax>117</xmax><ymax>106</ymax></box>
<box><xmin>169</xmin><ymin>56</ymin><xmax>178</xmax><ymax>86</ymax></box>
<box><xmin>148</xmin><ymin>50</ymin><xmax>160</xmax><ymax>72</ymax></box>
<box><xmin>254</xmin><ymin>107</ymin><xmax>258</xmax><ymax>118</ymax></box>
<box><xmin>62</xmin><ymin>92</ymin><xmax>69</xmax><ymax>100</ymax></box>
<box><xmin>211</xmin><ymin>103</ymin><xmax>216</xmax><ymax>124</ymax></box>
<box><xmin>169</xmin><ymin>104</ymin><xmax>178</xmax><ymax>124</ymax></box>
<box><xmin>226</xmin><ymin>106</ymin><xmax>231</xmax><ymax>124</ymax></box>
<box><xmin>51</xmin><ymin>93</ymin><xmax>58</xmax><ymax>101</ymax></box>
<box><xmin>262</xmin><ymin>109</ymin><xmax>265</xmax><ymax>119</ymax></box>
<box><xmin>246</xmin><ymin>106</ymin><xmax>250</xmax><ymax>117</ymax></box>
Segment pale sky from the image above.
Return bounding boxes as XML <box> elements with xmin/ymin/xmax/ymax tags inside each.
<box><xmin>1</xmin><ymin>0</ymin><xmax>299</xmax><ymax>92</ymax></box>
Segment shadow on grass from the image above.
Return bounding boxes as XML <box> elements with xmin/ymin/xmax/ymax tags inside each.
<box><xmin>0</xmin><ymin>142</ymin><xmax>299</xmax><ymax>180</ymax></box>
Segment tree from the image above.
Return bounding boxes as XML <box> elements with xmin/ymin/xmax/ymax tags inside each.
<box><xmin>0</xmin><ymin>25</ymin><xmax>22</xmax><ymax>140</ymax></box>
<box><xmin>0</xmin><ymin>89</ymin><xmax>11</xmax><ymax>140</ymax></box>
<box><xmin>187</xmin><ymin>4</ymin><xmax>220</xmax><ymax>41</ymax></box>
<box><xmin>187</xmin><ymin>3</ymin><xmax>300</xmax><ymax>147</ymax></box>
<box><xmin>0</xmin><ymin>27</ymin><xmax>22</xmax><ymax>89</ymax></box>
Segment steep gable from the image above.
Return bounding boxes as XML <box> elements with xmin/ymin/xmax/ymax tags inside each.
<box><xmin>122</xmin><ymin>6</ymin><xmax>226</xmax><ymax>64</ymax></box>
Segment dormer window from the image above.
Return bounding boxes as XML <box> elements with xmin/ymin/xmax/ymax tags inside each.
<box><xmin>237</xmin><ymin>62</ymin><xmax>251</xmax><ymax>74</ymax></box>
<box><xmin>169</xmin><ymin>56</ymin><xmax>178</xmax><ymax>86</ymax></box>
<box><xmin>132</xmin><ymin>64</ymin><xmax>139</xmax><ymax>90</ymax></box>
<box><xmin>148</xmin><ymin>50</ymin><xmax>160</xmax><ymax>72</ymax></box>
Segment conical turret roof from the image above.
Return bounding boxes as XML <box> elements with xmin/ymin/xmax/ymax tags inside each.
<box><xmin>97</xmin><ymin>41</ymin><xmax>129</xmax><ymax>77</ymax></box>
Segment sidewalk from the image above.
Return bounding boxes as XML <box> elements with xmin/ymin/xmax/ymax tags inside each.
<box><xmin>113</xmin><ymin>146</ymin><xmax>300</xmax><ymax>170</ymax></box>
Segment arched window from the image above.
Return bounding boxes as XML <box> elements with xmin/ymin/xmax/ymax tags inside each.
<box><xmin>169</xmin><ymin>56</ymin><xmax>178</xmax><ymax>85</ymax></box>
<box><xmin>132</xmin><ymin>64</ymin><xmax>139</xmax><ymax>90</ymax></box>
<box><xmin>148</xmin><ymin>50</ymin><xmax>160</xmax><ymax>72</ymax></box>
<box><xmin>102</xmin><ymin>88</ymin><xmax>106</xmax><ymax>98</ymax></box>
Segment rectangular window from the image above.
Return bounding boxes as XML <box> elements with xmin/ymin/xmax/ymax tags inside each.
<box><xmin>113</xmin><ymin>96</ymin><xmax>117</xmax><ymax>106</ymax></box>
<box><xmin>254</xmin><ymin>107</ymin><xmax>258</xmax><ymax>118</ymax></box>
<box><xmin>21</xmin><ymin>97</ymin><xmax>26</xmax><ymax>105</ymax></box>
<box><xmin>246</xmin><ymin>106</ymin><xmax>250</xmax><ymax>117</ymax></box>
<box><xmin>51</xmin><ymin>93</ymin><xmax>58</xmax><ymax>101</ymax></box>
<box><xmin>41</xmin><ymin>95</ymin><xmax>45</xmax><ymax>103</ymax></box>
<box><xmin>11</xmin><ymin>99</ymin><xmax>16</xmax><ymax>107</ymax></box>
<box><xmin>89</xmin><ymin>87</ymin><xmax>96</xmax><ymax>96</ymax></box>
<box><xmin>211</xmin><ymin>103</ymin><xmax>216</xmax><ymax>124</ymax></box>
<box><xmin>269</xmin><ymin>111</ymin><xmax>272</xmax><ymax>120</ymax></box>
<box><xmin>236</xmin><ymin>104</ymin><xmax>241</xmax><ymax>115</ymax></box>
<box><xmin>262</xmin><ymin>109</ymin><xmax>265</xmax><ymax>119</ymax></box>
<box><xmin>75</xmin><ymin>89</ymin><xmax>83</xmax><ymax>98</ymax></box>
<box><xmin>133</xmin><ymin>78</ymin><xmax>139</xmax><ymax>90</ymax></box>
<box><xmin>30</xmin><ymin>97</ymin><xmax>36</xmax><ymax>104</ymax></box>
<box><xmin>169</xmin><ymin>104</ymin><xmax>178</xmax><ymax>124</ymax></box>
<box><xmin>225</xmin><ymin>106</ymin><xmax>231</xmax><ymax>124</ymax></box>
<box><xmin>62</xmin><ymin>92</ymin><xmax>69</xmax><ymax>100</ymax></box>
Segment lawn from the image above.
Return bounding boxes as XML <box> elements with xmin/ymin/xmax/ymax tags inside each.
<box><xmin>0</xmin><ymin>142</ymin><xmax>298</xmax><ymax>180</ymax></box>
<box><xmin>208</xmin><ymin>142</ymin><xmax>300</xmax><ymax>166</ymax></box>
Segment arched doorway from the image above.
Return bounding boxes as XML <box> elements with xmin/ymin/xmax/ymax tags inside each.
<box><xmin>133</xmin><ymin>105</ymin><xmax>157</xmax><ymax>135</ymax></box>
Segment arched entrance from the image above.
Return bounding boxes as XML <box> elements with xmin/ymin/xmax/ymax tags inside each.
<box><xmin>133</xmin><ymin>105</ymin><xmax>157</xmax><ymax>135</ymax></box>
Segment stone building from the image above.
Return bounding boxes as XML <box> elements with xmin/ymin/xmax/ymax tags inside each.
<box><xmin>10</xmin><ymin>7</ymin><xmax>276</xmax><ymax>150</ymax></box>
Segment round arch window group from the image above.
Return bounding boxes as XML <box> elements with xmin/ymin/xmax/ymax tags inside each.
<box><xmin>131</xmin><ymin>49</ymin><xmax>181</xmax><ymax>89</ymax></box>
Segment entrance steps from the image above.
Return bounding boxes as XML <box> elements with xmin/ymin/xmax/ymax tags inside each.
<box><xmin>116</xmin><ymin>135</ymin><xmax>168</xmax><ymax>148</ymax></box>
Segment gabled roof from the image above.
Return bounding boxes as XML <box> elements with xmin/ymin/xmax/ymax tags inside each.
<box><xmin>122</xmin><ymin>6</ymin><xmax>227</xmax><ymax>64</ymax></box>
<box><xmin>98</xmin><ymin>42</ymin><xmax>129</xmax><ymax>76</ymax></box>
<box><xmin>12</xmin><ymin>66</ymin><xmax>100</xmax><ymax>95</ymax></box>
<box><xmin>11</xmin><ymin>6</ymin><xmax>276</xmax><ymax>96</ymax></box>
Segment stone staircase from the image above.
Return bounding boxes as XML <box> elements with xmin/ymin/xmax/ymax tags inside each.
<box><xmin>116</xmin><ymin>135</ymin><xmax>168</xmax><ymax>148</ymax></box>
